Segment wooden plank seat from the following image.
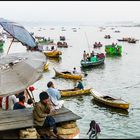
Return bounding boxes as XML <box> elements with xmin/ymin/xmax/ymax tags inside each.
<box><xmin>0</xmin><ymin>106</ymin><xmax>81</xmax><ymax>132</ymax></box>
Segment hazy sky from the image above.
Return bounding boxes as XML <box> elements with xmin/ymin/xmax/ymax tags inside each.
<box><xmin>0</xmin><ymin>1</ymin><xmax>140</xmax><ymax>24</ymax></box>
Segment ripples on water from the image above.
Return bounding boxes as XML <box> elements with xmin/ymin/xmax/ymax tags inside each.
<box><xmin>3</xmin><ymin>25</ymin><xmax>140</xmax><ymax>138</ymax></box>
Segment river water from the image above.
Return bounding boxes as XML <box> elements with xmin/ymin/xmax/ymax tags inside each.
<box><xmin>3</xmin><ymin>25</ymin><xmax>140</xmax><ymax>139</ymax></box>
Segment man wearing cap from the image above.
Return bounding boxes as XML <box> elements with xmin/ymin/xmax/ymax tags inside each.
<box><xmin>33</xmin><ymin>91</ymin><xmax>58</xmax><ymax>138</ymax></box>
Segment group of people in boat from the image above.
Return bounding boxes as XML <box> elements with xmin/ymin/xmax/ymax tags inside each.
<box><xmin>60</xmin><ymin>36</ymin><xmax>65</xmax><ymax>41</ymax></box>
<box><xmin>93</xmin><ymin>42</ymin><xmax>102</xmax><ymax>48</ymax></box>
<box><xmin>83</xmin><ymin>50</ymin><xmax>105</xmax><ymax>62</ymax></box>
<box><xmin>57</xmin><ymin>41</ymin><xmax>68</xmax><ymax>47</ymax></box>
<box><xmin>104</xmin><ymin>35</ymin><xmax>111</xmax><ymax>39</ymax></box>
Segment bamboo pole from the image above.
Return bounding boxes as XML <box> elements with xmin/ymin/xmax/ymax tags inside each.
<box><xmin>7</xmin><ymin>38</ymin><xmax>14</xmax><ymax>54</ymax></box>
<box><xmin>85</xmin><ymin>32</ymin><xmax>91</xmax><ymax>54</ymax></box>
<box><xmin>26</xmin><ymin>89</ymin><xmax>35</xmax><ymax>106</ymax></box>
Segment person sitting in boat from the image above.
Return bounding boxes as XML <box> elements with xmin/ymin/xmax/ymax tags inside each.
<box><xmin>13</xmin><ymin>95</ymin><xmax>26</xmax><ymax>110</ymax></box>
<box><xmin>46</xmin><ymin>81</ymin><xmax>64</xmax><ymax>110</ymax></box>
<box><xmin>25</xmin><ymin>98</ymin><xmax>33</xmax><ymax>108</ymax></box>
<box><xmin>94</xmin><ymin>42</ymin><xmax>98</xmax><ymax>48</ymax></box>
<box><xmin>112</xmin><ymin>42</ymin><xmax>116</xmax><ymax>47</ymax></box>
<box><xmin>51</xmin><ymin>46</ymin><xmax>55</xmax><ymax>51</ymax></box>
<box><xmin>33</xmin><ymin>91</ymin><xmax>58</xmax><ymax>139</ymax></box>
<box><xmin>74</xmin><ymin>80</ymin><xmax>84</xmax><ymax>90</ymax></box>
<box><xmin>86</xmin><ymin>53</ymin><xmax>90</xmax><ymax>61</ymax></box>
<box><xmin>73</xmin><ymin>67</ymin><xmax>78</xmax><ymax>74</ymax></box>
<box><xmin>0</xmin><ymin>94</ymin><xmax>18</xmax><ymax>110</ymax></box>
<box><xmin>16</xmin><ymin>90</ymin><xmax>29</xmax><ymax>103</ymax></box>
<box><xmin>83</xmin><ymin>50</ymin><xmax>87</xmax><ymax>61</ymax></box>
<box><xmin>98</xmin><ymin>42</ymin><xmax>102</xmax><ymax>47</ymax></box>
<box><xmin>90</xmin><ymin>50</ymin><xmax>94</xmax><ymax>57</ymax></box>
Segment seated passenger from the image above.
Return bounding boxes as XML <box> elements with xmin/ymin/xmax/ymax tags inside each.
<box><xmin>25</xmin><ymin>98</ymin><xmax>33</xmax><ymax>108</ymax></box>
<box><xmin>86</xmin><ymin>53</ymin><xmax>90</xmax><ymax>61</ymax></box>
<box><xmin>73</xmin><ymin>67</ymin><xmax>78</xmax><ymax>74</ymax></box>
<box><xmin>74</xmin><ymin>80</ymin><xmax>84</xmax><ymax>90</ymax></box>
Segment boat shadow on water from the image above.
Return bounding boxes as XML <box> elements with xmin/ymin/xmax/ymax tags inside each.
<box><xmin>105</xmin><ymin>54</ymin><xmax>122</xmax><ymax>58</ymax></box>
<box><xmin>91</xmin><ymin>99</ymin><xmax>129</xmax><ymax>116</ymax></box>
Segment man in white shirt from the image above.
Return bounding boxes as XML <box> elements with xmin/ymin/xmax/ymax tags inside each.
<box><xmin>46</xmin><ymin>81</ymin><xmax>64</xmax><ymax>109</ymax></box>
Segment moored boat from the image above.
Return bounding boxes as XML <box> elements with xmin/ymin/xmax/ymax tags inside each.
<box><xmin>60</xmin><ymin>88</ymin><xmax>91</xmax><ymax>97</ymax></box>
<box><xmin>54</xmin><ymin>68</ymin><xmax>83</xmax><ymax>80</ymax></box>
<box><xmin>43</xmin><ymin>50</ymin><xmax>62</xmax><ymax>58</ymax></box>
<box><xmin>91</xmin><ymin>89</ymin><xmax>129</xmax><ymax>110</ymax></box>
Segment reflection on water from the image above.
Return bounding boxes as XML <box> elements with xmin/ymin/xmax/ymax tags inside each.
<box><xmin>81</xmin><ymin>63</ymin><xmax>105</xmax><ymax>72</ymax></box>
<box><xmin>92</xmin><ymin>99</ymin><xmax>129</xmax><ymax>116</ymax></box>
<box><xmin>48</xmin><ymin>57</ymin><xmax>62</xmax><ymax>63</ymax></box>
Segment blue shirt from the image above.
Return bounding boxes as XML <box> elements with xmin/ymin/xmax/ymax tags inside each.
<box><xmin>77</xmin><ymin>82</ymin><xmax>84</xmax><ymax>89</ymax></box>
<box><xmin>46</xmin><ymin>87</ymin><xmax>61</xmax><ymax>106</ymax></box>
<box><xmin>13</xmin><ymin>102</ymin><xmax>25</xmax><ymax>110</ymax></box>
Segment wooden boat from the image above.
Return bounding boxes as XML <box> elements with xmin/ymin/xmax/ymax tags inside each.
<box><xmin>93</xmin><ymin>44</ymin><xmax>103</xmax><ymax>48</ymax></box>
<box><xmin>44</xmin><ymin>63</ymin><xmax>49</xmax><ymax>71</ymax></box>
<box><xmin>37</xmin><ymin>39</ymin><xmax>54</xmax><ymax>45</ymax></box>
<box><xmin>104</xmin><ymin>35</ymin><xmax>111</xmax><ymax>39</ymax></box>
<box><xmin>57</xmin><ymin>41</ymin><xmax>68</xmax><ymax>48</ymax></box>
<box><xmin>60</xmin><ymin>36</ymin><xmax>66</xmax><ymax>41</ymax></box>
<box><xmin>60</xmin><ymin>88</ymin><xmax>91</xmax><ymax>97</ymax></box>
<box><xmin>117</xmin><ymin>39</ymin><xmax>127</xmax><ymax>42</ymax></box>
<box><xmin>118</xmin><ymin>37</ymin><xmax>131</xmax><ymax>42</ymax></box>
<box><xmin>43</xmin><ymin>50</ymin><xmax>62</xmax><ymax>58</ymax></box>
<box><xmin>81</xmin><ymin>58</ymin><xmax>105</xmax><ymax>68</ymax></box>
<box><xmin>128</xmin><ymin>38</ymin><xmax>138</xmax><ymax>44</ymax></box>
<box><xmin>54</xmin><ymin>68</ymin><xmax>82</xmax><ymax>80</ymax></box>
<box><xmin>81</xmin><ymin>53</ymin><xmax>105</xmax><ymax>68</ymax></box>
<box><xmin>105</xmin><ymin>45</ymin><xmax>122</xmax><ymax>55</ymax></box>
<box><xmin>91</xmin><ymin>89</ymin><xmax>129</xmax><ymax>110</ymax></box>
<box><xmin>114</xmin><ymin>30</ymin><xmax>120</xmax><ymax>33</ymax></box>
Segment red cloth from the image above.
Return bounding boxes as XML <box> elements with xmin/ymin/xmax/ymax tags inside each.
<box><xmin>0</xmin><ymin>97</ymin><xmax>3</xmax><ymax>107</ymax></box>
<box><xmin>5</xmin><ymin>96</ymin><xmax>9</xmax><ymax>110</ymax></box>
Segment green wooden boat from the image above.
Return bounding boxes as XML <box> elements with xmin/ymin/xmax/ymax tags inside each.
<box><xmin>105</xmin><ymin>45</ymin><xmax>122</xmax><ymax>55</ymax></box>
<box><xmin>37</xmin><ymin>39</ymin><xmax>54</xmax><ymax>45</ymax></box>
